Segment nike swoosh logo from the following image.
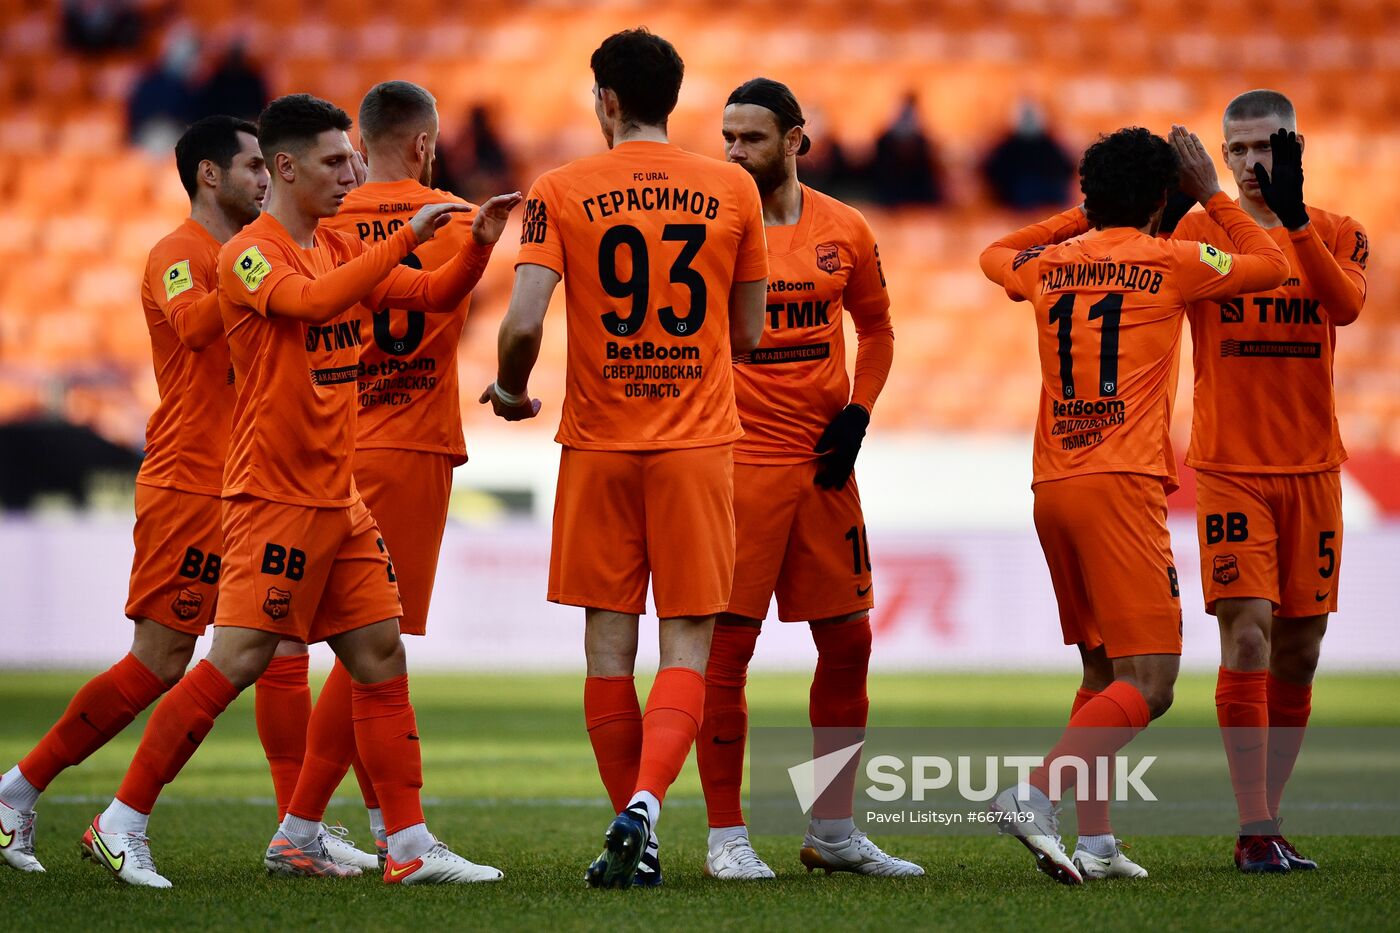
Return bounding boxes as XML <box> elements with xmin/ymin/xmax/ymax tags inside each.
<box><xmin>1315</xmin><ymin>590</ymin><xmax>1330</xmax><ymax>602</ymax></box>
<box><xmin>0</xmin><ymin>818</ymin><xmax>13</xmax><ymax>848</ymax></box>
<box><xmin>92</xmin><ymin>826</ymin><xmax>125</xmax><ymax>872</ymax></box>
<box><xmin>711</xmin><ymin>736</ymin><xmax>742</xmax><ymax>745</ymax></box>
<box><xmin>186</xmin><ymin>731</ymin><xmax>201</xmax><ymax>746</ymax></box>
<box><xmin>387</xmin><ymin>863</ymin><xmax>416</xmax><ymax>878</ymax></box>
<box><xmin>856</xmin><ymin>584</ymin><xmax>872</xmax><ymax>597</ymax></box>
<box><xmin>407</xmin><ymin>734</ymin><xmax>420</xmax><ymax>742</ymax></box>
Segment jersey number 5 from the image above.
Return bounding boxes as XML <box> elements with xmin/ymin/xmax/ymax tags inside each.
<box><xmin>599</xmin><ymin>224</ymin><xmax>707</xmax><ymax>338</ymax></box>
<box><xmin>1048</xmin><ymin>293</ymin><xmax>1123</xmax><ymax>399</ymax></box>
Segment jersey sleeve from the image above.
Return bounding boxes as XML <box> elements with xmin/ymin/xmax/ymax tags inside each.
<box><xmin>732</xmin><ymin>168</ymin><xmax>768</xmax><ymax>282</ymax></box>
<box><xmin>1289</xmin><ymin>216</ymin><xmax>1367</xmax><ymax>326</ymax></box>
<box><xmin>370</xmin><ymin>240</ymin><xmax>494</xmax><ymax>312</ymax></box>
<box><xmin>515</xmin><ymin>173</ymin><xmax>565</xmax><ymax>276</ymax></box>
<box><xmin>845</xmin><ymin>214</ymin><xmax>894</xmax><ymax>413</ymax></box>
<box><xmin>979</xmin><ymin>207</ymin><xmax>1089</xmax><ymax>300</ymax></box>
<box><xmin>1172</xmin><ymin>194</ymin><xmax>1289</xmax><ymax>303</ymax></box>
<box><xmin>256</xmin><ymin>226</ymin><xmax>419</xmax><ymax>323</ymax></box>
<box><xmin>148</xmin><ymin>236</ymin><xmax>223</xmax><ymax>350</ymax></box>
<box><xmin>220</xmin><ymin>235</ymin><xmax>300</xmax><ymax>318</ymax></box>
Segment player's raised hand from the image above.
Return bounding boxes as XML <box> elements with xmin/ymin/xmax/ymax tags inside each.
<box><xmin>350</xmin><ymin>150</ymin><xmax>368</xmax><ymax>188</ymax></box>
<box><xmin>409</xmin><ymin>203</ymin><xmax>473</xmax><ymax>243</ymax></box>
<box><xmin>472</xmin><ymin>192</ymin><xmax>524</xmax><ymax>246</ymax></box>
<box><xmin>479</xmin><ymin>381</ymin><xmax>542</xmax><ymax>421</ymax></box>
<box><xmin>813</xmin><ymin>404</ymin><xmax>870</xmax><ymax>490</ymax></box>
<box><xmin>1168</xmin><ymin>125</ymin><xmax>1222</xmax><ymax>205</ymax></box>
<box><xmin>1254</xmin><ymin>129</ymin><xmax>1309</xmax><ymax>230</ymax></box>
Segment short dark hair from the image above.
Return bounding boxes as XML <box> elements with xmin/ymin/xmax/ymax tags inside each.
<box><xmin>1079</xmin><ymin>127</ymin><xmax>1178</xmax><ymax>229</ymax></box>
<box><xmin>1223</xmin><ymin>89</ymin><xmax>1296</xmax><ymax>129</ymax></box>
<box><xmin>590</xmin><ymin>28</ymin><xmax>683</xmax><ymax>127</ymax></box>
<box><xmin>174</xmin><ymin>115</ymin><xmax>258</xmax><ymax>198</ymax></box>
<box><xmin>726</xmin><ymin>77</ymin><xmax>811</xmax><ymax>156</ymax></box>
<box><xmin>359</xmin><ymin>80</ymin><xmax>437</xmax><ymax>144</ymax></box>
<box><xmin>257</xmin><ymin>93</ymin><xmax>352</xmax><ymax>159</ymax></box>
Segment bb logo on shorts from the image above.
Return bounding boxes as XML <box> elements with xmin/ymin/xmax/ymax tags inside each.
<box><xmin>816</xmin><ymin>242</ymin><xmax>841</xmax><ymax>274</ymax></box>
<box><xmin>262</xmin><ymin>586</ymin><xmax>292</xmax><ymax>620</ymax></box>
<box><xmin>171</xmin><ymin>588</ymin><xmax>204</xmax><ymax>620</ymax></box>
<box><xmin>1213</xmin><ymin>554</ymin><xmax>1240</xmax><ymax>585</ymax></box>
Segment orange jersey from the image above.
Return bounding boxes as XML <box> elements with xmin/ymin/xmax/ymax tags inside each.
<box><xmin>516</xmin><ymin>140</ymin><xmax>768</xmax><ymax>450</ymax></box>
<box><xmin>326</xmin><ymin>179</ymin><xmax>477</xmax><ymax>464</ymax></box>
<box><xmin>1173</xmin><ymin>205</ymin><xmax>1367</xmax><ymax>473</ymax></box>
<box><xmin>138</xmin><ymin>218</ymin><xmax>235</xmax><ymax>496</ymax></box>
<box><xmin>981</xmin><ymin>194</ymin><xmax>1289</xmax><ymax>488</ymax></box>
<box><xmin>733</xmin><ymin>184</ymin><xmax>893</xmax><ymax>464</ymax></box>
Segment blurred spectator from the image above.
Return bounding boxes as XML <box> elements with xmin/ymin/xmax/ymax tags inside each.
<box><xmin>195</xmin><ymin>42</ymin><xmax>269</xmax><ymax>122</ymax></box>
<box><xmin>797</xmin><ymin>107</ymin><xmax>866</xmax><ymax>201</ymax></box>
<box><xmin>439</xmin><ymin>105</ymin><xmax>515</xmax><ymax>198</ymax></box>
<box><xmin>869</xmin><ymin>93</ymin><xmax>944</xmax><ymax>207</ymax></box>
<box><xmin>62</xmin><ymin>0</ymin><xmax>149</xmax><ymax>54</ymax></box>
<box><xmin>126</xmin><ymin>28</ymin><xmax>199</xmax><ymax>149</ymax></box>
<box><xmin>982</xmin><ymin>101</ymin><xmax>1076</xmax><ymax>211</ymax></box>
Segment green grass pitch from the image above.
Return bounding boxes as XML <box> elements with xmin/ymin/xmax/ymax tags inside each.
<box><xmin>2</xmin><ymin>671</ymin><xmax>1397</xmax><ymax>931</ymax></box>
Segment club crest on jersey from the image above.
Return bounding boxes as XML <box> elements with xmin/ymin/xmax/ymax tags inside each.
<box><xmin>262</xmin><ymin>586</ymin><xmax>292</xmax><ymax>620</ymax></box>
<box><xmin>163</xmin><ymin>260</ymin><xmax>193</xmax><ymax>300</ymax></box>
<box><xmin>170</xmin><ymin>588</ymin><xmax>204</xmax><ymax>620</ymax></box>
<box><xmin>1213</xmin><ymin>554</ymin><xmax>1239</xmax><ymax>585</ymax></box>
<box><xmin>1198</xmin><ymin>243</ymin><xmax>1233</xmax><ymax>276</ymax></box>
<box><xmin>234</xmin><ymin>246</ymin><xmax>271</xmax><ymax>292</ymax></box>
<box><xmin>1220</xmin><ymin>298</ymin><xmax>1245</xmax><ymax>323</ymax></box>
<box><xmin>816</xmin><ymin>242</ymin><xmax>840</xmax><ymax>273</ymax></box>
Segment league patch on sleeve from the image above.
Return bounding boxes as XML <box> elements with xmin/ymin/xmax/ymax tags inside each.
<box><xmin>163</xmin><ymin>260</ymin><xmax>193</xmax><ymax>300</ymax></box>
<box><xmin>234</xmin><ymin>245</ymin><xmax>271</xmax><ymax>292</ymax></box>
<box><xmin>1198</xmin><ymin>242</ymin><xmax>1233</xmax><ymax>276</ymax></box>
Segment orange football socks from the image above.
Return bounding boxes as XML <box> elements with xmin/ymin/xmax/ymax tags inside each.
<box><xmin>1030</xmin><ymin>680</ymin><xmax>1151</xmax><ymax>802</ymax></box>
<box><xmin>584</xmin><ymin>675</ymin><xmax>642</xmax><ymax>813</ymax></box>
<box><xmin>18</xmin><ymin>652</ymin><xmax>167</xmax><ymax>792</ymax></box>
<box><xmin>286</xmin><ymin>659</ymin><xmax>357</xmax><ymax>824</ymax></box>
<box><xmin>633</xmin><ymin>667</ymin><xmax>705</xmax><ymax>806</ymax></box>
<box><xmin>1216</xmin><ymin>667</ymin><xmax>1272</xmax><ymax>828</ymax></box>
<box><xmin>115</xmin><ymin>660</ymin><xmax>238</xmax><ymax>814</ymax></box>
<box><xmin>350</xmin><ymin>674</ymin><xmax>423</xmax><ymax>835</ymax></box>
<box><xmin>254</xmin><ymin>653</ymin><xmax>311</xmax><ymax>821</ymax></box>
<box><xmin>697</xmin><ymin>624</ymin><xmax>760</xmax><ymax>828</ymax></box>
<box><xmin>1265</xmin><ymin>673</ymin><xmax>1312</xmax><ymax>821</ymax></box>
<box><xmin>808</xmin><ymin>615</ymin><xmax>872</xmax><ymax>821</ymax></box>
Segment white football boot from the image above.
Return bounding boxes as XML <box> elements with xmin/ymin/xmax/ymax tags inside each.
<box><xmin>383</xmin><ymin>842</ymin><xmax>503</xmax><ymax>885</ymax></box>
<box><xmin>1073</xmin><ymin>839</ymin><xmax>1149</xmax><ymax>879</ymax></box>
<box><xmin>0</xmin><ymin>798</ymin><xmax>43</xmax><ymax>872</ymax></box>
<box><xmin>991</xmin><ymin>784</ymin><xmax>1083</xmax><ymax>885</ymax></box>
<box><xmin>800</xmin><ymin>829</ymin><xmax>925</xmax><ymax>877</ymax></box>
<box><xmin>81</xmin><ymin>817</ymin><xmax>172</xmax><ymax>888</ymax></box>
<box><xmin>323</xmin><ymin>823</ymin><xmax>380</xmax><ymax>871</ymax></box>
<box><xmin>704</xmin><ymin>835</ymin><xmax>776</xmax><ymax>880</ymax></box>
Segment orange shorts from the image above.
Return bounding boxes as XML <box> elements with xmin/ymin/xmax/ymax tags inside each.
<box><xmin>214</xmin><ymin>493</ymin><xmax>402</xmax><ymax>644</ymax></box>
<box><xmin>1196</xmin><ymin>469</ymin><xmax>1342</xmax><ymax>618</ymax></box>
<box><xmin>549</xmin><ymin>444</ymin><xmax>735</xmax><ymax>618</ymax></box>
<box><xmin>125</xmin><ymin>484</ymin><xmax>224</xmax><ymax>636</ymax></box>
<box><xmin>727</xmin><ymin>461</ymin><xmax>873</xmax><ymax>622</ymax></box>
<box><xmin>354</xmin><ymin>447</ymin><xmax>454</xmax><ymax>637</ymax></box>
<box><xmin>1033</xmin><ymin>472</ymin><xmax>1183</xmax><ymax>658</ymax></box>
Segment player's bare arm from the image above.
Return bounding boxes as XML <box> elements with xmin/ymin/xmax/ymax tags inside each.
<box><xmin>480</xmin><ymin>262</ymin><xmax>557</xmax><ymax>420</ymax></box>
<box><xmin>729</xmin><ymin>278</ymin><xmax>767</xmax><ymax>354</ymax></box>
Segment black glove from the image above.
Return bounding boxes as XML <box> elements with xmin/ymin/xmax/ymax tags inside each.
<box><xmin>813</xmin><ymin>404</ymin><xmax>869</xmax><ymax>490</ymax></box>
<box><xmin>1157</xmin><ymin>187</ymin><xmax>1196</xmax><ymax>236</ymax></box>
<box><xmin>1254</xmin><ymin>128</ymin><xmax>1308</xmax><ymax>230</ymax></box>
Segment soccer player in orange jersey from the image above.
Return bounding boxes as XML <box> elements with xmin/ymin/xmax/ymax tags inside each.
<box><xmin>481</xmin><ymin>29</ymin><xmax>767</xmax><ymax>887</ymax></box>
<box><xmin>692</xmin><ymin>78</ymin><xmax>919</xmax><ymax>881</ymax></box>
<box><xmin>275</xmin><ymin>80</ymin><xmax>489</xmax><ymax>871</ymax></box>
<box><xmin>980</xmin><ymin>126</ymin><xmax>1288</xmax><ymax>884</ymax></box>
<box><xmin>80</xmin><ymin>94</ymin><xmax>519</xmax><ymax>889</ymax></box>
<box><xmin>1167</xmin><ymin>91</ymin><xmax>1367</xmax><ymax>874</ymax></box>
<box><xmin>0</xmin><ymin>116</ymin><xmax>271</xmax><ymax>874</ymax></box>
